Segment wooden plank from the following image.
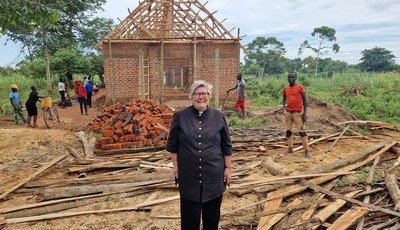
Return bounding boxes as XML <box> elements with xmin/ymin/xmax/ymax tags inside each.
<box><xmin>6</xmin><ymin>195</ymin><xmax>180</xmax><ymax>224</ymax></box>
<box><xmin>260</xmin><ymin>142</ymin><xmax>397</xmax><ymax>198</ymax></box>
<box><xmin>327</xmin><ymin>207</ymin><xmax>369</xmax><ymax>230</ymax></box>
<box><xmin>0</xmin><ymin>154</ymin><xmax>68</xmax><ymax>201</ymax></box>
<box><xmin>231</xmin><ymin>171</ymin><xmax>354</xmax><ymax>189</ymax></box>
<box><xmin>327</xmin><ymin>125</ymin><xmax>349</xmax><ymax>152</ymax></box>
<box><xmin>292</xmin><ymin>133</ymin><xmax>340</xmax><ymax>152</ymax></box>
<box><xmin>297</xmin><ymin>179</ymin><xmax>337</xmax><ymax>223</ymax></box>
<box><xmin>311</xmin><ymin>190</ymin><xmax>360</xmax><ymax>230</ymax></box>
<box><xmin>259</xmin><ymin>198</ymin><xmax>302</xmax><ymax>230</ymax></box>
<box><xmin>301</xmin><ymin>179</ymin><xmax>400</xmax><ymax>218</ymax></box>
<box><xmin>356</xmin><ymin>155</ymin><xmax>380</xmax><ymax>230</ymax></box>
<box><xmin>257</xmin><ymin>192</ymin><xmax>283</xmax><ymax>230</ymax></box>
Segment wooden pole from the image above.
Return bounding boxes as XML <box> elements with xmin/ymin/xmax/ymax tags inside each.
<box><xmin>139</xmin><ymin>50</ymin><xmax>145</xmax><ymax>98</ymax></box>
<box><xmin>108</xmin><ymin>35</ymin><xmax>115</xmax><ymax>103</ymax></box>
<box><xmin>215</xmin><ymin>47</ymin><xmax>220</xmax><ymax>107</ymax></box>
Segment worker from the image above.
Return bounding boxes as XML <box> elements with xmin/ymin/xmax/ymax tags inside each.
<box><xmin>9</xmin><ymin>84</ymin><xmax>27</xmax><ymax>125</ymax></box>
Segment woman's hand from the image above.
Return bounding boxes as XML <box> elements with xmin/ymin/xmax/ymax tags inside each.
<box><xmin>224</xmin><ymin>167</ymin><xmax>231</xmax><ymax>187</ymax></box>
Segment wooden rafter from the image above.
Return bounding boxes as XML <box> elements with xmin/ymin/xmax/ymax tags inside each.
<box><xmin>102</xmin><ymin>0</ymin><xmax>238</xmax><ymax>41</ymax></box>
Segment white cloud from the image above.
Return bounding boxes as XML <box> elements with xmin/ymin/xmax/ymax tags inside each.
<box><xmin>1</xmin><ymin>0</ymin><xmax>399</xmax><ymax>66</ymax></box>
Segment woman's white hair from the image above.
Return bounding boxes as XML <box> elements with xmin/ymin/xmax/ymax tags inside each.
<box><xmin>189</xmin><ymin>80</ymin><xmax>213</xmax><ymax>100</ymax></box>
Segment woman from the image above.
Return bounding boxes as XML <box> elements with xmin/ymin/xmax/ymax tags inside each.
<box><xmin>25</xmin><ymin>86</ymin><xmax>46</xmax><ymax>128</ymax></box>
<box><xmin>58</xmin><ymin>78</ymin><xmax>66</xmax><ymax>109</ymax></box>
<box><xmin>166</xmin><ymin>80</ymin><xmax>232</xmax><ymax>230</ymax></box>
<box><xmin>74</xmin><ymin>79</ymin><xmax>88</xmax><ymax>115</ymax></box>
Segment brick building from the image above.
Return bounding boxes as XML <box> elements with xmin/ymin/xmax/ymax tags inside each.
<box><xmin>96</xmin><ymin>0</ymin><xmax>243</xmax><ymax>105</ymax></box>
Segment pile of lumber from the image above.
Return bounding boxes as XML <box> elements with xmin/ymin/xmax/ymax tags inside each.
<box><xmin>89</xmin><ymin>98</ymin><xmax>174</xmax><ymax>151</ymax></box>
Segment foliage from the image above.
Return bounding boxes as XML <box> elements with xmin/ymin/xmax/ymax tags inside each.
<box><xmin>298</xmin><ymin>26</ymin><xmax>340</xmax><ymax>77</ymax></box>
<box><xmin>244</xmin><ymin>37</ymin><xmax>287</xmax><ymax>76</ymax></box>
<box><xmin>359</xmin><ymin>47</ymin><xmax>396</xmax><ymax>72</ymax></box>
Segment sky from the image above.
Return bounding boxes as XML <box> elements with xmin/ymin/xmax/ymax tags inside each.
<box><xmin>1</xmin><ymin>0</ymin><xmax>400</xmax><ymax>67</ymax></box>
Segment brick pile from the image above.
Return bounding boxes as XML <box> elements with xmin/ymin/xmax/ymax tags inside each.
<box><xmin>89</xmin><ymin>98</ymin><xmax>174</xmax><ymax>150</ymax></box>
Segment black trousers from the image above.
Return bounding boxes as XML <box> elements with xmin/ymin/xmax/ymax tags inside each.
<box><xmin>78</xmin><ymin>97</ymin><xmax>87</xmax><ymax>114</ymax></box>
<box><xmin>180</xmin><ymin>195</ymin><xmax>222</xmax><ymax>230</ymax></box>
<box><xmin>86</xmin><ymin>92</ymin><xmax>92</xmax><ymax>107</ymax></box>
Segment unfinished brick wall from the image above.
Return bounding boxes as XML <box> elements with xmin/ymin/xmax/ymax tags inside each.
<box><xmin>101</xmin><ymin>41</ymin><xmax>240</xmax><ymax>103</ymax></box>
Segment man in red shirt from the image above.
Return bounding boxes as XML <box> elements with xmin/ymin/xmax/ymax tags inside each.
<box><xmin>282</xmin><ymin>72</ymin><xmax>311</xmax><ymax>158</ymax></box>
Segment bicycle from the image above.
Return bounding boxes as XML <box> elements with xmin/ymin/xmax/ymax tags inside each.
<box><xmin>41</xmin><ymin>97</ymin><xmax>61</xmax><ymax>128</ymax></box>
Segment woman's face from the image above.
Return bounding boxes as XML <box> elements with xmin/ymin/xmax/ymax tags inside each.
<box><xmin>191</xmin><ymin>86</ymin><xmax>209</xmax><ymax>111</ymax></box>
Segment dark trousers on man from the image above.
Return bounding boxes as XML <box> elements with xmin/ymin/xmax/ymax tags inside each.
<box><xmin>86</xmin><ymin>92</ymin><xmax>92</xmax><ymax>108</ymax></box>
<box><xmin>180</xmin><ymin>195</ymin><xmax>222</xmax><ymax>230</ymax></box>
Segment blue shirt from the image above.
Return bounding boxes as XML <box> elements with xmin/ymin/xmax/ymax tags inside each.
<box><xmin>9</xmin><ymin>91</ymin><xmax>21</xmax><ymax>105</ymax></box>
<box><xmin>85</xmin><ymin>82</ymin><xmax>93</xmax><ymax>93</ymax></box>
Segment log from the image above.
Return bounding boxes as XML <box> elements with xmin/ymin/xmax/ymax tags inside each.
<box><xmin>385</xmin><ymin>173</ymin><xmax>400</xmax><ymax>212</ymax></box>
<box><xmin>231</xmin><ymin>171</ymin><xmax>354</xmax><ymax>189</ymax></box>
<box><xmin>3</xmin><ymin>190</ymin><xmax>147</xmax><ymax>219</ymax></box>
<box><xmin>326</xmin><ymin>207</ymin><xmax>369</xmax><ymax>230</ymax></box>
<box><xmin>300</xmin><ymin>179</ymin><xmax>400</xmax><ymax>218</ymax></box>
<box><xmin>338</xmin><ymin>120</ymin><xmax>391</xmax><ymax>126</ymax></box>
<box><xmin>261</xmin><ymin>157</ymin><xmax>283</xmax><ymax>176</ymax></box>
<box><xmin>37</xmin><ymin>178</ymin><xmax>171</xmax><ymax>201</ymax></box>
<box><xmin>6</xmin><ymin>195</ymin><xmax>179</xmax><ymax>224</ymax></box>
<box><xmin>0</xmin><ymin>154</ymin><xmax>68</xmax><ymax>201</ymax></box>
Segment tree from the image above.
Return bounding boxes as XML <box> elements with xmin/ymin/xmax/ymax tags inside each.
<box><xmin>245</xmin><ymin>37</ymin><xmax>286</xmax><ymax>77</ymax></box>
<box><xmin>359</xmin><ymin>47</ymin><xmax>396</xmax><ymax>72</ymax></box>
<box><xmin>298</xmin><ymin>26</ymin><xmax>340</xmax><ymax>77</ymax></box>
<box><xmin>0</xmin><ymin>0</ymin><xmax>107</xmax><ymax>92</ymax></box>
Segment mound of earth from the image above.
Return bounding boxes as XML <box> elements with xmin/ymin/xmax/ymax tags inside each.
<box><xmin>255</xmin><ymin>96</ymin><xmax>358</xmax><ymax>131</ymax></box>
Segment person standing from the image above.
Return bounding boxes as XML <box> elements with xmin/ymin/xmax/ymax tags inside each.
<box><xmin>84</xmin><ymin>79</ymin><xmax>93</xmax><ymax>108</ymax></box>
<box><xmin>66</xmin><ymin>70</ymin><xmax>73</xmax><ymax>89</ymax></box>
<box><xmin>74</xmin><ymin>79</ymin><xmax>88</xmax><ymax>115</ymax></box>
<box><xmin>227</xmin><ymin>73</ymin><xmax>246</xmax><ymax>118</ymax></box>
<box><xmin>282</xmin><ymin>72</ymin><xmax>311</xmax><ymax>158</ymax></box>
<box><xmin>9</xmin><ymin>84</ymin><xmax>27</xmax><ymax>125</ymax></box>
<box><xmin>167</xmin><ymin>80</ymin><xmax>232</xmax><ymax>230</ymax></box>
<box><xmin>58</xmin><ymin>78</ymin><xmax>66</xmax><ymax>109</ymax></box>
<box><xmin>25</xmin><ymin>86</ymin><xmax>46</xmax><ymax>128</ymax></box>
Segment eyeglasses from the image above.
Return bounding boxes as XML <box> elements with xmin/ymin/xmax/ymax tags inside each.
<box><xmin>192</xmin><ymin>92</ymin><xmax>209</xmax><ymax>98</ymax></box>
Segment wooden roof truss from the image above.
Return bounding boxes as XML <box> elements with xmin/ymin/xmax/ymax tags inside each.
<box><xmin>104</xmin><ymin>0</ymin><xmax>238</xmax><ymax>41</ymax></box>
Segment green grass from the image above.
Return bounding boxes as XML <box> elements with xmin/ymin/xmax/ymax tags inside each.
<box><xmin>242</xmin><ymin>72</ymin><xmax>400</xmax><ymax>125</ymax></box>
<box><xmin>1</xmin><ymin>72</ymin><xmax>400</xmax><ymax>125</ymax></box>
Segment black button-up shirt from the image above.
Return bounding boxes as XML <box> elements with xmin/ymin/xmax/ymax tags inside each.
<box><xmin>166</xmin><ymin>106</ymin><xmax>232</xmax><ymax>203</ymax></box>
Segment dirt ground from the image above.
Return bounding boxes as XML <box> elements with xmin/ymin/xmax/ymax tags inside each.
<box><xmin>0</xmin><ymin>90</ymin><xmax>399</xmax><ymax>230</ymax></box>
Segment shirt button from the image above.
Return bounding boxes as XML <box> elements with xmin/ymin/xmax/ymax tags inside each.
<box><xmin>199</xmin><ymin>158</ymin><xmax>202</xmax><ymax>161</ymax></box>
<box><xmin>199</xmin><ymin>150</ymin><xmax>201</xmax><ymax>153</ymax></box>
<box><xmin>199</xmin><ymin>180</ymin><xmax>202</xmax><ymax>183</ymax></box>
<box><xmin>199</xmin><ymin>174</ymin><xmax>202</xmax><ymax>176</ymax></box>
<box><xmin>199</xmin><ymin>135</ymin><xmax>201</xmax><ymax>138</ymax></box>
<box><xmin>199</xmin><ymin>166</ymin><xmax>202</xmax><ymax>169</ymax></box>
<box><xmin>199</xmin><ymin>143</ymin><xmax>201</xmax><ymax>145</ymax></box>
<box><xmin>199</xmin><ymin>121</ymin><xmax>202</xmax><ymax>124</ymax></box>
<box><xmin>199</xmin><ymin>127</ymin><xmax>202</xmax><ymax>130</ymax></box>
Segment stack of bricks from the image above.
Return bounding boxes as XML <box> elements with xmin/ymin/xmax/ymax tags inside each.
<box><xmin>89</xmin><ymin>98</ymin><xmax>174</xmax><ymax>151</ymax></box>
